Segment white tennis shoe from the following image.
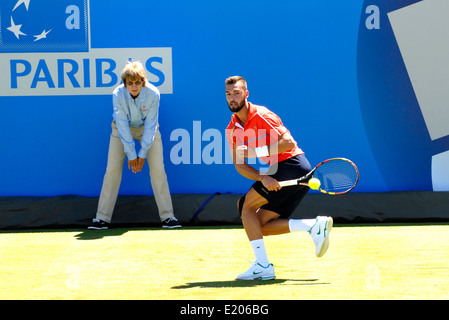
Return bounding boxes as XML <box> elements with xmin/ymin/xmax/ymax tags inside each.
<box><xmin>236</xmin><ymin>262</ymin><xmax>276</xmax><ymax>280</ymax></box>
<box><xmin>308</xmin><ymin>216</ymin><xmax>333</xmax><ymax>257</ymax></box>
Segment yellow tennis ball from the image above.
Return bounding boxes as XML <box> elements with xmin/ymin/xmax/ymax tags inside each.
<box><xmin>308</xmin><ymin>178</ymin><xmax>321</xmax><ymax>190</ymax></box>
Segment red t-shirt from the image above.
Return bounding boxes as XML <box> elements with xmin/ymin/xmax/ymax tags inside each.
<box><xmin>226</xmin><ymin>102</ymin><xmax>303</xmax><ymax>165</ymax></box>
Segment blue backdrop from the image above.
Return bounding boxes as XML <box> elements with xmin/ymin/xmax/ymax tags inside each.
<box><xmin>1</xmin><ymin>0</ymin><xmax>447</xmax><ymax>197</ymax></box>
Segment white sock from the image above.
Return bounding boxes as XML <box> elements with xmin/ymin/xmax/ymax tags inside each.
<box><xmin>288</xmin><ymin>219</ymin><xmax>316</xmax><ymax>232</ymax></box>
<box><xmin>250</xmin><ymin>239</ymin><xmax>270</xmax><ymax>267</ymax></box>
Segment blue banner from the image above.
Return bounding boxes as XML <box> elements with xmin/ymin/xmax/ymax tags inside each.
<box><xmin>0</xmin><ymin>0</ymin><xmax>448</xmax><ymax>197</ymax></box>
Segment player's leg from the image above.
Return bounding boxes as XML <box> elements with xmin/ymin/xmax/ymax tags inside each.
<box><xmin>239</xmin><ymin>187</ymin><xmax>317</xmax><ymax>238</ymax></box>
<box><xmin>258</xmin><ymin>184</ymin><xmax>333</xmax><ymax>257</ymax></box>
<box><xmin>278</xmin><ymin>186</ymin><xmax>333</xmax><ymax>257</ymax></box>
<box><xmin>236</xmin><ymin>188</ymin><xmax>275</xmax><ymax>280</ymax></box>
<box><xmin>239</xmin><ymin>187</ymin><xmax>269</xmax><ymax>241</ymax></box>
<box><xmin>255</xmin><ymin>207</ymin><xmax>317</xmax><ymax>236</ymax></box>
<box><xmin>257</xmin><ymin>207</ymin><xmax>333</xmax><ymax>257</ymax></box>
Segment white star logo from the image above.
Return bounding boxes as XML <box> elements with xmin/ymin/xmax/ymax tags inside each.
<box><xmin>5</xmin><ymin>0</ymin><xmax>52</xmax><ymax>43</ymax></box>
<box><xmin>7</xmin><ymin>16</ymin><xmax>27</xmax><ymax>39</ymax></box>
<box><xmin>12</xmin><ymin>0</ymin><xmax>31</xmax><ymax>11</ymax></box>
<box><xmin>33</xmin><ymin>29</ymin><xmax>51</xmax><ymax>42</ymax></box>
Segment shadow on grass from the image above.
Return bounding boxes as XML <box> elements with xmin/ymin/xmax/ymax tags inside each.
<box><xmin>172</xmin><ymin>279</ymin><xmax>330</xmax><ymax>289</ymax></box>
<box><xmin>74</xmin><ymin>228</ymin><xmax>129</xmax><ymax>240</ymax></box>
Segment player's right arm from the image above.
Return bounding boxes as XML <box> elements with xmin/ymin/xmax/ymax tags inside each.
<box><xmin>232</xmin><ymin>146</ymin><xmax>280</xmax><ymax>191</ymax></box>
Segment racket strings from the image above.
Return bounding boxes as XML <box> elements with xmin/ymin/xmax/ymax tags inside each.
<box><xmin>314</xmin><ymin>160</ymin><xmax>358</xmax><ymax>192</ymax></box>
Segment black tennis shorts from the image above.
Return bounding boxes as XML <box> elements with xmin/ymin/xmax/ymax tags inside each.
<box><xmin>241</xmin><ymin>154</ymin><xmax>312</xmax><ymax>218</ymax></box>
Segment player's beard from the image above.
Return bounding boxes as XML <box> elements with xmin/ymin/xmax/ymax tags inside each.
<box><xmin>228</xmin><ymin>99</ymin><xmax>245</xmax><ymax>113</ymax></box>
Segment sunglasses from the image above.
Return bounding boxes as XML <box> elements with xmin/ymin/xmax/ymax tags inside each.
<box><xmin>127</xmin><ymin>80</ymin><xmax>143</xmax><ymax>87</ymax></box>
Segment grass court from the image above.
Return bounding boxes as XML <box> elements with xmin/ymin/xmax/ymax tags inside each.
<box><xmin>0</xmin><ymin>223</ymin><xmax>448</xmax><ymax>300</ymax></box>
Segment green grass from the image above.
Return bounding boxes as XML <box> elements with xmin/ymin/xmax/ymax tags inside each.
<box><xmin>0</xmin><ymin>224</ymin><xmax>448</xmax><ymax>299</ymax></box>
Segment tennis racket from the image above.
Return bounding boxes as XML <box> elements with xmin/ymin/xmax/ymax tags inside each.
<box><xmin>278</xmin><ymin>158</ymin><xmax>359</xmax><ymax>195</ymax></box>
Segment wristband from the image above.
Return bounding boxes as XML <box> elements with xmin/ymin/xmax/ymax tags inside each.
<box><xmin>255</xmin><ymin>145</ymin><xmax>269</xmax><ymax>158</ymax></box>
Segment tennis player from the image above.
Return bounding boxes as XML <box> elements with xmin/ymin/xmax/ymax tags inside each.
<box><xmin>88</xmin><ymin>61</ymin><xmax>180</xmax><ymax>230</ymax></box>
<box><xmin>225</xmin><ymin>76</ymin><xmax>332</xmax><ymax>280</ymax></box>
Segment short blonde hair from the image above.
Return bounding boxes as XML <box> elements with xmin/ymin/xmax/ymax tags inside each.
<box><xmin>121</xmin><ymin>60</ymin><xmax>146</xmax><ymax>86</ymax></box>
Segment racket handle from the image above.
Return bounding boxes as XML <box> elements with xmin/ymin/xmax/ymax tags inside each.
<box><xmin>278</xmin><ymin>179</ymin><xmax>300</xmax><ymax>187</ymax></box>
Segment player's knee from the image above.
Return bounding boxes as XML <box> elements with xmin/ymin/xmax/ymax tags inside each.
<box><xmin>240</xmin><ymin>201</ymin><xmax>260</xmax><ymax>220</ymax></box>
<box><xmin>261</xmin><ymin>225</ymin><xmax>271</xmax><ymax>236</ymax></box>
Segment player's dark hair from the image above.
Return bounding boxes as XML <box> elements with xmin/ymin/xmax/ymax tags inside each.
<box><xmin>225</xmin><ymin>76</ymin><xmax>247</xmax><ymax>91</ymax></box>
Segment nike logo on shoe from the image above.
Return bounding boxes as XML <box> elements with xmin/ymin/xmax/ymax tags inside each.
<box><xmin>253</xmin><ymin>263</ymin><xmax>272</xmax><ymax>275</ymax></box>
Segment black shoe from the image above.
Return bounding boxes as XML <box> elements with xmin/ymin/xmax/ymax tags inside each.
<box><xmin>87</xmin><ymin>218</ymin><xmax>109</xmax><ymax>230</ymax></box>
<box><xmin>162</xmin><ymin>217</ymin><xmax>182</xmax><ymax>229</ymax></box>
